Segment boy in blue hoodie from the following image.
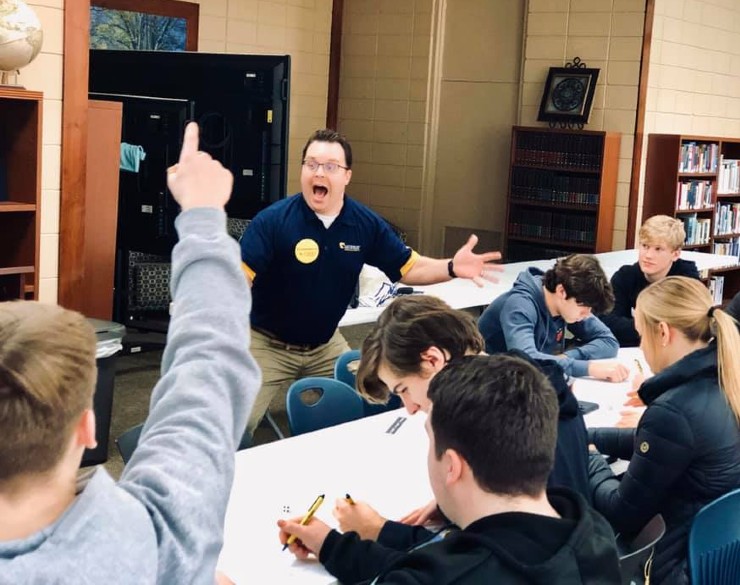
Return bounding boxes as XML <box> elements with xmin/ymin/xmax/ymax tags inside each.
<box><xmin>479</xmin><ymin>254</ymin><xmax>628</xmax><ymax>381</ymax></box>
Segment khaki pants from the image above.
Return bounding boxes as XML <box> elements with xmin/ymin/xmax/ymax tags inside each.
<box><xmin>246</xmin><ymin>328</ymin><xmax>351</xmax><ymax>436</ymax></box>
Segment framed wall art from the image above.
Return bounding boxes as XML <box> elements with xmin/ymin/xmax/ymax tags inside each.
<box><xmin>538</xmin><ymin>57</ymin><xmax>599</xmax><ymax>129</ymax></box>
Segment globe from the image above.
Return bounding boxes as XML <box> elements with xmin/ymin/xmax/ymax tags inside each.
<box><xmin>0</xmin><ymin>0</ymin><xmax>43</xmax><ymax>74</ymax></box>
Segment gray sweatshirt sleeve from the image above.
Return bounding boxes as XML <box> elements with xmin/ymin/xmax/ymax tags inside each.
<box><xmin>118</xmin><ymin>207</ymin><xmax>260</xmax><ymax>584</ymax></box>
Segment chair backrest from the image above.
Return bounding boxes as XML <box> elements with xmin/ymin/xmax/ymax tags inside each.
<box><xmin>616</xmin><ymin>514</ymin><xmax>666</xmax><ymax>585</ymax></box>
<box><xmin>116</xmin><ymin>423</ymin><xmax>144</xmax><ymax>464</ymax></box>
<box><xmin>286</xmin><ymin>377</ymin><xmax>365</xmax><ymax>436</ymax></box>
<box><xmin>689</xmin><ymin>488</ymin><xmax>740</xmax><ymax>585</ymax></box>
<box><xmin>333</xmin><ymin>349</ymin><xmax>402</xmax><ymax>417</ymax></box>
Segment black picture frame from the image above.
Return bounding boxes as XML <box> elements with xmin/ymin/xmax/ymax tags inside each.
<box><xmin>537</xmin><ymin>66</ymin><xmax>599</xmax><ymax>125</ymax></box>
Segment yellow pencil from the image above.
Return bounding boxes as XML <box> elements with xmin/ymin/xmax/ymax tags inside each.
<box><xmin>283</xmin><ymin>494</ymin><xmax>325</xmax><ymax>550</ymax></box>
<box><xmin>345</xmin><ymin>493</ymin><xmax>356</xmax><ymax>505</ymax></box>
<box><xmin>634</xmin><ymin>359</ymin><xmax>644</xmax><ymax>375</ymax></box>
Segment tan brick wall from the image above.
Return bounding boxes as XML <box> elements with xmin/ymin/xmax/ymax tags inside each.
<box><xmin>18</xmin><ymin>0</ymin><xmax>64</xmax><ymax>304</ymax></box>
<box><xmin>337</xmin><ymin>0</ymin><xmax>433</xmax><ymax>248</ymax></box>
<box><xmin>520</xmin><ymin>0</ymin><xmax>646</xmax><ymax>250</ymax></box>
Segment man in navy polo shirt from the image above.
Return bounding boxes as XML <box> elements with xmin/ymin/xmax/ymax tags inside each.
<box><xmin>240</xmin><ymin>129</ymin><xmax>502</xmax><ymax>436</ymax></box>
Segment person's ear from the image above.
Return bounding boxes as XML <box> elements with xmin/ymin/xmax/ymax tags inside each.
<box><xmin>75</xmin><ymin>408</ymin><xmax>98</xmax><ymax>450</ymax></box>
<box><xmin>555</xmin><ymin>283</ymin><xmax>566</xmax><ymax>299</ymax></box>
<box><xmin>658</xmin><ymin>321</ymin><xmax>671</xmax><ymax>347</ymax></box>
<box><xmin>344</xmin><ymin>168</ymin><xmax>352</xmax><ymax>186</ymax></box>
<box><xmin>445</xmin><ymin>449</ymin><xmax>464</xmax><ymax>487</ymax></box>
<box><xmin>420</xmin><ymin>346</ymin><xmax>447</xmax><ymax>374</ymax></box>
<box><xmin>670</xmin><ymin>248</ymin><xmax>680</xmax><ymax>262</ymax></box>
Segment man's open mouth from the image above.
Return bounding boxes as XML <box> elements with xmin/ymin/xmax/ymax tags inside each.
<box><xmin>313</xmin><ymin>185</ymin><xmax>328</xmax><ymax>196</ymax></box>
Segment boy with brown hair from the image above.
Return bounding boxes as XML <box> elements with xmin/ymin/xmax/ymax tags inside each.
<box><xmin>600</xmin><ymin>214</ymin><xmax>700</xmax><ymax>346</ymax></box>
<box><xmin>478</xmin><ymin>254</ymin><xmax>628</xmax><ymax>381</ymax></box>
<box><xmin>0</xmin><ymin>123</ymin><xmax>259</xmax><ymax>584</ymax></box>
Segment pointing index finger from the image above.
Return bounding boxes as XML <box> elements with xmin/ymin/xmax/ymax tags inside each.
<box><xmin>178</xmin><ymin>121</ymin><xmax>199</xmax><ymax>163</ymax></box>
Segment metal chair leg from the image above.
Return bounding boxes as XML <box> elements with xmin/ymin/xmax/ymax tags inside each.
<box><xmin>263</xmin><ymin>410</ymin><xmax>285</xmax><ymax>440</ymax></box>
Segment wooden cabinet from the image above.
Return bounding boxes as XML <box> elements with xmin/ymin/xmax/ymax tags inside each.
<box><xmin>504</xmin><ymin>126</ymin><xmax>620</xmax><ymax>262</ymax></box>
<box><xmin>644</xmin><ymin>134</ymin><xmax>740</xmax><ymax>305</ymax></box>
<box><xmin>0</xmin><ymin>89</ymin><xmax>42</xmax><ymax>301</ymax></box>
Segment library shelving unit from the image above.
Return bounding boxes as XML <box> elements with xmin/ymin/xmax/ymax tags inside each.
<box><xmin>0</xmin><ymin>88</ymin><xmax>42</xmax><ymax>301</ymax></box>
<box><xmin>504</xmin><ymin>126</ymin><xmax>620</xmax><ymax>263</ymax></box>
<box><xmin>644</xmin><ymin>134</ymin><xmax>740</xmax><ymax>305</ymax></box>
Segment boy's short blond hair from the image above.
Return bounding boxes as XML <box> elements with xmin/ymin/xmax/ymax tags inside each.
<box><xmin>0</xmin><ymin>302</ymin><xmax>97</xmax><ymax>484</ymax></box>
<box><xmin>639</xmin><ymin>215</ymin><xmax>685</xmax><ymax>251</ymax></box>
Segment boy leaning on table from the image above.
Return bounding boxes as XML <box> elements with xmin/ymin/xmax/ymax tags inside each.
<box><xmin>599</xmin><ymin>215</ymin><xmax>700</xmax><ymax>346</ymax></box>
<box><xmin>478</xmin><ymin>253</ymin><xmax>630</xmax><ymax>382</ymax></box>
<box><xmin>0</xmin><ymin>123</ymin><xmax>259</xmax><ymax>585</ymax></box>
<box><xmin>278</xmin><ymin>354</ymin><xmax>622</xmax><ymax>585</ymax></box>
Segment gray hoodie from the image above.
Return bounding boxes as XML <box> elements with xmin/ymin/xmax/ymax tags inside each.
<box><xmin>478</xmin><ymin>268</ymin><xmax>618</xmax><ymax>376</ymax></box>
<box><xmin>0</xmin><ymin>207</ymin><xmax>260</xmax><ymax>584</ymax></box>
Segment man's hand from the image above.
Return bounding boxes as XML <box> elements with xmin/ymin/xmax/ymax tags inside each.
<box><xmin>587</xmin><ymin>361</ymin><xmax>630</xmax><ymax>382</ymax></box>
<box><xmin>333</xmin><ymin>498</ymin><xmax>386</xmax><ymax>540</ymax></box>
<box><xmin>399</xmin><ymin>499</ymin><xmax>442</xmax><ymax>526</ymax></box>
<box><xmin>451</xmin><ymin>234</ymin><xmax>503</xmax><ymax>287</ymax></box>
<box><xmin>277</xmin><ymin>517</ymin><xmax>332</xmax><ymax>560</ymax></box>
<box><xmin>167</xmin><ymin>122</ymin><xmax>233</xmax><ymax>211</ymax></box>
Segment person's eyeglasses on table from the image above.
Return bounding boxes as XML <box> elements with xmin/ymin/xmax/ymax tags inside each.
<box><xmin>302</xmin><ymin>159</ymin><xmax>349</xmax><ymax>174</ymax></box>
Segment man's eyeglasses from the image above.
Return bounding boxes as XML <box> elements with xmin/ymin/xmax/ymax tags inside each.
<box><xmin>302</xmin><ymin>159</ymin><xmax>349</xmax><ymax>174</ymax></box>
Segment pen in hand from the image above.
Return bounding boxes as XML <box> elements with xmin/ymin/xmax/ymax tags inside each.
<box><xmin>634</xmin><ymin>359</ymin><xmax>644</xmax><ymax>375</ymax></box>
<box><xmin>345</xmin><ymin>493</ymin><xmax>356</xmax><ymax>505</ymax></box>
<box><xmin>283</xmin><ymin>494</ymin><xmax>325</xmax><ymax>551</ymax></box>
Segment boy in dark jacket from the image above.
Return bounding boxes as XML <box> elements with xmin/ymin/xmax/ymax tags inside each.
<box><xmin>478</xmin><ymin>254</ymin><xmax>627</xmax><ymax>381</ymax></box>
<box><xmin>278</xmin><ymin>355</ymin><xmax>622</xmax><ymax>585</ymax></box>
<box><xmin>600</xmin><ymin>215</ymin><xmax>700</xmax><ymax>346</ymax></box>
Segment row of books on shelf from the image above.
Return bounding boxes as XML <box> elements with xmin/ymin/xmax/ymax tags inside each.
<box><xmin>712</xmin><ymin>237</ymin><xmax>739</xmax><ymax>258</ymax></box>
<box><xmin>718</xmin><ymin>158</ymin><xmax>740</xmax><ymax>193</ymax></box>
<box><xmin>715</xmin><ymin>203</ymin><xmax>740</xmax><ymax>236</ymax></box>
<box><xmin>509</xmin><ymin>210</ymin><xmax>596</xmax><ymax>245</ymax></box>
<box><xmin>511</xmin><ymin>168</ymin><xmax>600</xmax><ymax>206</ymax></box>
<box><xmin>708</xmin><ymin>275</ymin><xmax>725</xmax><ymax>306</ymax></box>
<box><xmin>514</xmin><ymin>132</ymin><xmax>603</xmax><ymax>171</ymax></box>
<box><xmin>680</xmin><ymin>214</ymin><xmax>711</xmax><ymax>245</ymax></box>
<box><xmin>676</xmin><ymin>180</ymin><xmax>713</xmax><ymax>210</ymax></box>
<box><xmin>679</xmin><ymin>141</ymin><xmax>718</xmax><ymax>173</ymax></box>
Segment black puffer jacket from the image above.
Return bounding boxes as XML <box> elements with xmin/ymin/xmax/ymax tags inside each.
<box><xmin>589</xmin><ymin>344</ymin><xmax>740</xmax><ymax>584</ymax></box>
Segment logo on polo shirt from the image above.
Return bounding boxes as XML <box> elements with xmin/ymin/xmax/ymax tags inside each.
<box><xmin>339</xmin><ymin>242</ymin><xmax>361</xmax><ymax>252</ymax></box>
<box><xmin>295</xmin><ymin>238</ymin><xmax>320</xmax><ymax>264</ymax></box>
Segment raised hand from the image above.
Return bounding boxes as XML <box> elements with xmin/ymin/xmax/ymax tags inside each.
<box><xmin>451</xmin><ymin>234</ymin><xmax>503</xmax><ymax>287</ymax></box>
<box><xmin>166</xmin><ymin>122</ymin><xmax>233</xmax><ymax>211</ymax></box>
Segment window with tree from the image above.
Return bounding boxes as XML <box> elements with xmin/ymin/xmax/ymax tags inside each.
<box><xmin>90</xmin><ymin>0</ymin><xmax>199</xmax><ymax>51</ymax></box>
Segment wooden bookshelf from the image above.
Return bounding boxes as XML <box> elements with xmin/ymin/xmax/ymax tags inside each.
<box><xmin>503</xmin><ymin>126</ymin><xmax>620</xmax><ymax>262</ymax></box>
<box><xmin>644</xmin><ymin>134</ymin><xmax>740</xmax><ymax>304</ymax></box>
<box><xmin>0</xmin><ymin>88</ymin><xmax>42</xmax><ymax>301</ymax></box>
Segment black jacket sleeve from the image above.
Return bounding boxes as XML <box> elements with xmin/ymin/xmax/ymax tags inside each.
<box><xmin>589</xmin><ymin>402</ymin><xmax>696</xmax><ymax>535</ymax></box>
<box><xmin>319</xmin><ymin>529</ymin><xmax>406</xmax><ymax>584</ymax></box>
<box><xmin>600</xmin><ymin>268</ymin><xmax>640</xmax><ymax>346</ymax></box>
<box><xmin>588</xmin><ymin>427</ymin><xmax>636</xmax><ymax>460</ymax></box>
<box><xmin>377</xmin><ymin>521</ymin><xmax>436</xmax><ymax>551</ymax></box>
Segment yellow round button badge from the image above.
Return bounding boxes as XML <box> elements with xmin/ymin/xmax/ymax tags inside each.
<box><xmin>295</xmin><ymin>238</ymin><xmax>320</xmax><ymax>264</ymax></box>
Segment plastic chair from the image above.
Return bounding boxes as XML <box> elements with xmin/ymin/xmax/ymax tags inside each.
<box><xmin>333</xmin><ymin>350</ymin><xmax>402</xmax><ymax>416</ymax></box>
<box><xmin>689</xmin><ymin>488</ymin><xmax>740</xmax><ymax>585</ymax></box>
<box><xmin>616</xmin><ymin>514</ymin><xmax>666</xmax><ymax>585</ymax></box>
<box><xmin>115</xmin><ymin>423</ymin><xmax>144</xmax><ymax>465</ymax></box>
<box><xmin>286</xmin><ymin>377</ymin><xmax>365</xmax><ymax>436</ymax></box>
